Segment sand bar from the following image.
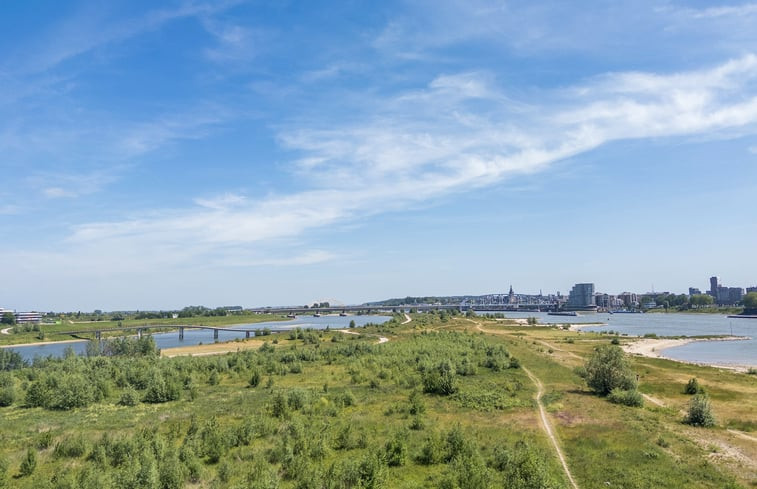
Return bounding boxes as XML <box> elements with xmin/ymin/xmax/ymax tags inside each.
<box><xmin>623</xmin><ymin>336</ymin><xmax>754</xmax><ymax>372</ymax></box>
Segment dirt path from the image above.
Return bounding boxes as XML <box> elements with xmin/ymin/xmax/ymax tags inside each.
<box><xmin>728</xmin><ymin>429</ymin><xmax>757</xmax><ymax>443</ymax></box>
<box><xmin>523</xmin><ymin>367</ymin><xmax>580</xmax><ymax>489</ymax></box>
<box><xmin>642</xmin><ymin>393</ymin><xmax>666</xmax><ymax>407</ymax></box>
<box><xmin>401</xmin><ymin>313</ymin><xmax>412</xmax><ymax>325</ymax></box>
<box><xmin>337</xmin><ymin>329</ymin><xmax>389</xmax><ymax>344</ymax></box>
<box><xmin>0</xmin><ymin>327</ymin><xmax>11</xmax><ymax>335</ymax></box>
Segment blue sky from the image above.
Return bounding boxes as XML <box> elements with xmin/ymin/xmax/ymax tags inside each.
<box><xmin>2</xmin><ymin>0</ymin><xmax>757</xmax><ymax>311</ymax></box>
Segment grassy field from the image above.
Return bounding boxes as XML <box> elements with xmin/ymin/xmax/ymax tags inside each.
<box><xmin>0</xmin><ymin>312</ymin><xmax>754</xmax><ymax>488</ymax></box>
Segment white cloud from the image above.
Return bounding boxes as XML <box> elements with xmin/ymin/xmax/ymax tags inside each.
<box><xmin>11</xmin><ymin>55</ymin><xmax>757</xmax><ymax>275</ymax></box>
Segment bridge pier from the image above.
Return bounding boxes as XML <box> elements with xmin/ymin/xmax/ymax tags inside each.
<box><xmin>179</xmin><ymin>327</ymin><xmax>184</xmax><ymax>340</ymax></box>
<box><xmin>95</xmin><ymin>330</ymin><xmax>101</xmax><ymax>341</ymax></box>
<box><xmin>213</xmin><ymin>329</ymin><xmax>219</xmax><ymax>340</ymax></box>
<box><xmin>137</xmin><ymin>328</ymin><xmax>142</xmax><ymax>340</ymax></box>
<box><xmin>245</xmin><ymin>331</ymin><xmax>250</xmax><ymax>338</ymax></box>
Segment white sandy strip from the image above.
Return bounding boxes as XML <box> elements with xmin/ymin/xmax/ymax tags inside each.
<box><xmin>337</xmin><ymin>329</ymin><xmax>389</xmax><ymax>344</ymax></box>
<box><xmin>0</xmin><ymin>338</ymin><xmax>87</xmax><ymax>348</ymax></box>
<box><xmin>402</xmin><ymin>313</ymin><xmax>412</xmax><ymax>325</ymax></box>
<box><xmin>0</xmin><ymin>328</ymin><xmax>12</xmax><ymax>335</ymax></box>
<box><xmin>623</xmin><ymin>337</ymin><xmax>754</xmax><ymax>372</ymax></box>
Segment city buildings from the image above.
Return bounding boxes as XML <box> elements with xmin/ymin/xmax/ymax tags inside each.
<box><xmin>0</xmin><ymin>307</ymin><xmax>42</xmax><ymax>324</ymax></box>
<box><xmin>566</xmin><ymin>283</ymin><xmax>597</xmax><ymax>310</ymax></box>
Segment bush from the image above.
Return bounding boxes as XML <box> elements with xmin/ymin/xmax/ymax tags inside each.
<box><xmin>607</xmin><ymin>388</ymin><xmax>644</xmax><ymax>407</ymax></box>
<box><xmin>684</xmin><ymin>377</ymin><xmax>702</xmax><ymax>395</ymax></box>
<box><xmin>249</xmin><ymin>370</ymin><xmax>261</xmax><ymax>388</ymax></box>
<box><xmin>54</xmin><ymin>434</ymin><xmax>89</xmax><ymax>458</ymax></box>
<box><xmin>492</xmin><ymin>440</ymin><xmax>559</xmax><ymax>489</ymax></box>
<box><xmin>0</xmin><ymin>386</ymin><xmax>14</xmax><ymax>407</ymax></box>
<box><xmin>19</xmin><ymin>448</ymin><xmax>36</xmax><ymax>477</ymax></box>
<box><xmin>118</xmin><ymin>387</ymin><xmax>140</xmax><ymax>406</ymax></box>
<box><xmin>384</xmin><ymin>432</ymin><xmax>407</xmax><ymax>467</ymax></box>
<box><xmin>684</xmin><ymin>394</ymin><xmax>716</xmax><ymax>427</ymax></box>
<box><xmin>422</xmin><ymin>360</ymin><xmax>457</xmax><ymax>395</ymax></box>
<box><xmin>584</xmin><ymin>345</ymin><xmax>637</xmax><ymax>396</ymax></box>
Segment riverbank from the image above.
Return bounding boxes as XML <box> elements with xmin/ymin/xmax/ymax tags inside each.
<box><xmin>623</xmin><ymin>336</ymin><xmax>754</xmax><ymax>372</ymax></box>
<box><xmin>161</xmin><ymin>339</ymin><xmax>265</xmax><ymax>357</ymax></box>
<box><xmin>0</xmin><ymin>338</ymin><xmax>87</xmax><ymax>349</ymax></box>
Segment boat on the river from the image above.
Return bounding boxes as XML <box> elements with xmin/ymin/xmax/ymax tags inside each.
<box><xmin>548</xmin><ymin>311</ymin><xmax>578</xmax><ymax>317</ymax></box>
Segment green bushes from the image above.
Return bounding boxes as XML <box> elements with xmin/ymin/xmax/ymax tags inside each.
<box><xmin>684</xmin><ymin>377</ymin><xmax>702</xmax><ymax>394</ymax></box>
<box><xmin>422</xmin><ymin>360</ymin><xmax>458</xmax><ymax>395</ymax></box>
<box><xmin>583</xmin><ymin>345</ymin><xmax>637</xmax><ymax>396</ymax></box>
<box><xmin>54</xmin><ymin>434</ymin><xmax>89</xmax><ymax>458</ymax></box>
<box><xmin>607</xmin><ymin>387</ymin><xmax>644</xmax><ymax>407</ymax></box>
<box><xmin>118</xmin><ymin>387</ymin><xmax>140</xmax><ymax>406</ymax></box>
<box><xmin>19</xmin><ymin>448</ymin><xmax>36</xmax><ymax>477</ymax></box>
<box><xmin>684</xmin><ymin>394</ymin><xmax>716</xmax><ymax>427</ymax></box>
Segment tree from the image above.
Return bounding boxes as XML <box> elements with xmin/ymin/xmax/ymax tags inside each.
<box><xmin>684</xmin><ymin>394</ymin><xmax>716</xmax><ymax>427</ymax></box>
<box><xmin>583</xmin><ymin>345</ymin><xmax>637</xmax><ymax>396</ymax></box>
<box><xmin>743</xmin><ymin>292</ymin><xmax>757</xmax><ymax>311</ymax></box>
<box><xmin>684</xmin><ymin>377</ymin><xmax>702</xmax><ymax>395</ymax></box>
<box><xmin>690</xmin><ymin>294</ymin><xmax>714</xmax><ymax>308</ymax></box>
<box><xmin>0</xmin><ymin>313</ymin><xmax>14</xmax><ymax>326</ymax></box>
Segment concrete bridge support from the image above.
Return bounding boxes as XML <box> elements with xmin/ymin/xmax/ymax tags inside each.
<box><xmin>179</xmin><ymin>327</ymin><xmax>184</xmax><ymax>340</ymax></box>
<box><xmin>137</xmin><ymin>328</ymin><xmax>142</xmax><ymax>340</ymax></box>
<box><xmin>213</xmin><ymin>329</ymin><xmax>219</xmax><ymax>340</ymax></box>
<box><xmin>95</xmin><ymin>331</ymin><xmax>101</xmax><ymax>341</ymax></box>
<box><xmin>245</xmin><ymin>331</ymin><xmax>250</xmax><ymax>338</ymax></box>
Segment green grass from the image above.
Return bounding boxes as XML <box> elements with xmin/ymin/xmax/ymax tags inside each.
<box><xmin>0</xmin><ymin>314</ymin><xmax>753</xmax><ymax>488</ymax></box>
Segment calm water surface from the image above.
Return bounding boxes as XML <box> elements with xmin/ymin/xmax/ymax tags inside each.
<box><xmin>480</xmin><ymin>311</ymin><xmax>757</xmax><ymax>366</ymax></box>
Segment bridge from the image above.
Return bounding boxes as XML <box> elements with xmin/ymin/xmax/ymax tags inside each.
<box><xmin>56</xmin><ymin>324</ymin><xmax>262</xmax><ymax>341</ymax></box>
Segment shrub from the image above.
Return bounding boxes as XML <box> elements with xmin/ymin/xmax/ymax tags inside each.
<box><xmin>249</xmin><ymin>370</ymin><xmax>261</xmax><ymax>388</ymax></box>
<box><xmin>118</xmin><ymin>387</ymin><xmax>140</xmax><ymax>406</ymax></box>
<box><xmin>607</xmin><ymin>388</ymin><xmax>644</xmax><ymax>407</ymax></box>
<box><xmin>684</xmin><ymin>377</ymin><xmax>702</xmax><ymax>395</ymax></box>
<box><xmin>417</xmin><ymin>432</ymin><xmax>444</xmax><ymax>465</ymax></box>
<box><xmin>19</xmin><ymin>448</ymin><xmax>36</xmax><ymax>477</ymax></box>
<box><xmin>0</xmin><ymin>386</ymin><xmax>14</xmax><ymax>407</ymax></box>
<box><xmin>422</xmin><ymin>360</ymin><xmax>457</xmax><ymax>395</ymax></box>
<box><xmin>384</xmin><ymin>432</ymin><xmax>407</xmax><ymax>467</ymax></box>
<box><xmin>492</xmin><ymin>440</ymin><xmax>558</xmax><ymax>489</ymax></box>
<box><xmin>684</xmin><ymin>394</ymin><xmax>716</xmax><ymax>427</ymax></box>
<box><xmin>584</xmin><ymin>345</ymin><xmax>637</xmax><ymax>396</ymax></box>
<box><xmin>54</xmin><ymin>434</ymin><xmax>89</xmax><ymax>458</ymax></box>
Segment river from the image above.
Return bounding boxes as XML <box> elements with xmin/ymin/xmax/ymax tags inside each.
<box><xmin>479</xmin><ymin>311</ymin><xmax>757</xmax><ymax>367</ymax></box>
<box><xmin>2</xmin><ymin>314</ymin><xmax>391</xmax><ymax>362</ymax></box>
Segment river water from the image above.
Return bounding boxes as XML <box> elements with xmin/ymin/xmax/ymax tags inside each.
<box><xmin>481</xmin><ymin>311</ymin><xmax>757</xmax><ymax>367</ymax></box>
<box><xmin>3</xmin><ymin>314</ymin><xmax>390</xmax><ymax>362</ymax></box>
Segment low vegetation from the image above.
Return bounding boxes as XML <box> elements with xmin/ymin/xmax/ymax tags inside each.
<box><xmin>0</xmin><ymin>312</ymin><xmax>752</xmax><ymax>488</ymax></box>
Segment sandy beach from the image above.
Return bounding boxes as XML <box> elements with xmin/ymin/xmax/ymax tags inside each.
<box><xmin>0</xmin><ymin>338</ymin><xmax>87</xmax><ymax>348</ymax></box>
<box><xmin>161</xmin><ymin>339</ymin><xmax>266</xmax><ymax>357</ymax></box>
<box><xmin>623</xmin><ymin>336</ymin><xmax>754</xmax><ymax>373</ymax></box>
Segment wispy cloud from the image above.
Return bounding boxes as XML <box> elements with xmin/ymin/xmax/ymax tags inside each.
<box><xmin>34</xmin><ymin>54</ymin><xmax>757</xmax><ymax>274</ymax></box>
<box><xmin>6</xmin><ymin>1</ymin><xmax>245</xmax><ymax>76</ymax></box>
<box><xmin>31</xmin><ymin>168</ymin><xmax>123</xmax><ymax>199</ymax></box>
<box><xmin>683</xmin><ymin>3</ymin><xmax>757</xmax><ymax>19</ymax></box>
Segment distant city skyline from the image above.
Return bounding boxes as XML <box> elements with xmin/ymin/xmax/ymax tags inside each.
<box><xmin>1</xmin><ymin>1</ymin><xmax>757</xmax><ymax>311</ymax></box>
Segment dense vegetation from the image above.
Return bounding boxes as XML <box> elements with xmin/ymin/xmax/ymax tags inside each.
<box><xmin>0</xmin><ymin>313</ymin><xmax>753</xmax><ymax>488</ymax></box>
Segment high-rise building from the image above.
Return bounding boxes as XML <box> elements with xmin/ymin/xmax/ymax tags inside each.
<box><xmin>566</xmin><ymin>283</ymin><xmax>596</xmax><ymax>310</ymax></box>
<box><xmin>709</xmin><ymin>276</ymin><xmax>719</xmax><ymax>297</ymax></box>
<box><xmin>689</xmin><ymin>287</ymin><xmax>701</xmax><ymax>296</ymax></box>
<box><xmin>747</xmin><ymin>286</ymin><xmax>757</xmax><ymax>294</ymax></box>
